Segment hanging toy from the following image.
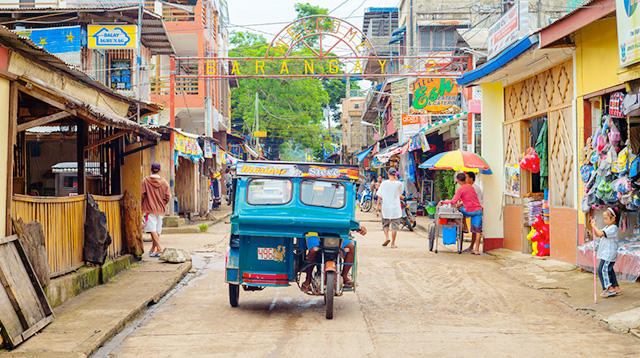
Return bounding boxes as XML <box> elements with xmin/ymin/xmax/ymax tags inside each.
<box><xmin>519</xmin><ymin>147</ymin><xmax>540</xmax><ymax>173</ymax></box>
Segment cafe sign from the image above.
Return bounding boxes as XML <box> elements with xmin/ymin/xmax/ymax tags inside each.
<box><xmin>410</xmin><ymin>78</ymin><xmax>459</xmax><ymax>113</ymax></box>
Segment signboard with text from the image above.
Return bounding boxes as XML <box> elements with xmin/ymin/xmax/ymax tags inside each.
<box><xmin>401</xmin><ymin>114</ymin><xmax>430</xmax><ymax>142</ymax></box>
<box><xmin>409</xmin><ymin>78</ymin><xmax>459</xmax><ymax>113</ymax></box>
<box><xmin>487</xmin><ymin>2</ymin><xmax>529</xmax><ymax>59</ymax></box>
<box><xmin>88</xmin><ymin>25</ymin><xmax>137</xmax><ymax>49</ymax></box>
<box><xmin>616</xmin><ymin>0</ymin><xmax>640</xmax><ymax>67</ymax></box>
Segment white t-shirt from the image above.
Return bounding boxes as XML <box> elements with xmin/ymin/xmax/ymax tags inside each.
<box><xmin>473</xmin><ymin>182</ymin><xmax>483</xmax><ymax>206</ymax></box>
<box><xmin>377</xmin><ymin>180</ymin><xmax>404</xmax><ymax>219</ymax></box>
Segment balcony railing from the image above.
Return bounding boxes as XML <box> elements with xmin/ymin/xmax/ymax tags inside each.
<box><xmin>151</xmin><ymin>77</ymin><xmax>199</xmax><ymax>95</ymax></box>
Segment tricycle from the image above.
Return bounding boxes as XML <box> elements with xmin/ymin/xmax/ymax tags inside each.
<box><xmin>225</xmin><ymin>161</ymin><xmax>363</xmax><ymax>319</ymax></box>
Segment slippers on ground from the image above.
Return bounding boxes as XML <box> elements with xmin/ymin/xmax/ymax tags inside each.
<box><xmin>300</xmin><ymin>282</ymin><xmax>313</xmax><ymax>293</ymax></box>
<box><xmin>462</xmin><ymin>248</ymin><xmax>473</xmax><ymax>253</ymax></box>
<box><xmin>149</xmin><ymin>252</ymin><xmax>156</xmax><ymax>257</ymax></box>
<box><xmin>390</xmin><ymin>245</ymin><xmax>398</xmax><ymax>248</ymax></box>
<box><xmin>601</xmin><ymin>290</ymin><xmax>617</xmax><ymax>297</ymax></box>
<box><xmin>343</xmin><ymin>279</ymin><xmax>354</xmax><ymax>288</ymax></box>
<box><xmin>153</xmin><ymin>252</ymin><xmax>162</xmax><ymax>258</ymax></box>
<box><xmin>382</xmin><ymin>239</ymin><xmax>391</xmax><ymax>247</ymax></box>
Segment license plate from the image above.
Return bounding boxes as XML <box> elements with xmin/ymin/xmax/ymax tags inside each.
<box><xmin>257</xmin><ymin>247</ymin><xmax>276</xmax><ymax>260</ymax></box>
<box><xmin>257</xmin><ymin>246</ymin><xmax>285</xmax><ymax>261</ymax></box>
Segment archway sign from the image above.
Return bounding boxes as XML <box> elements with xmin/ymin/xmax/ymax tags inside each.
<box><xmin>171</xmin><ymin>15</ymin><xmax>471</xmax><ymax>79</ymax></box>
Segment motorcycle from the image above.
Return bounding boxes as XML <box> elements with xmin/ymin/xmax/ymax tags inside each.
<box><xmin>358</xmin><ymin>184</ymin><xmax>373</xmax><ymax>212</ymax></box>
<box><xmin>401</xmin><ymin>198</ymin><xmax>417</xmax><ymax>231</ymax></box>
<box><xmin>225</xmin><ymin>182</ymin><xmax>233</xmax><ymax>206</ymax></box>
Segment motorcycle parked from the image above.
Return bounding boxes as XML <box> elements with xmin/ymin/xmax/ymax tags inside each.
<box><xmin>401</xmin><ymin>198</ymin><xmax>417</xmax><ymax>231</ymax></box>
<box><xmin>358</xmin><ymin>184</ymin><xmax>373</xmax><ymax>212</ymax></box>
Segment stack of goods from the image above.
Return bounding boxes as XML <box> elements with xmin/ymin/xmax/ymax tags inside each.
<box><xmin>577</xmin><ymin>236</ymin><xmax>640</xmax><ymax>282</ymax></box>
<box><xmin>524</xmin><ymin>197</ymin><xmax>544</xmax><ymax>225</ymax></box>
<box><xmin>542</xmin><ymin>200</ymin><xmax>550</xmax><ymax>225</ymax></box>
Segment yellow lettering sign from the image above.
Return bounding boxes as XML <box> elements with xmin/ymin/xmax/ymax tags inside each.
<box><xmin>355</xmin><ymin>41</ymin><xmax>370</xmax><ymax>55</ymax></box>
<box><xmin>271</xmin><ymin>39</ymin><xmax>290</xmax><ymax>54</ymax></box>
<box><xmin>304</xmin><ymin>60</ymin><xmax>314</xmax><ymax>74</ymax></box>
<box><xmin>330</xmin><ymin>19</ymin><xmax>340</xmax><ymax>34</ymax></box>
<box><xmin>344</xmin><ymin>27</ymin><xmax>358</xmax><ymax>42</ymax></box>
<box><xmin>329</xmin><ymin>59</ymin><xmax>339</xmax><ymax>74</ymax></box>
<box><xmin>206</xmin><ymin>60</ymin><xmax>216</xmax><ymax>75</ymax></box>
<box><xmin>378</xmin><ymin>60</ymin><xmax>387</xmax><ymax>74</ymax></box>
<box><xmin>280</xmin><ymin>60</ymin><xmax>290</xmax><ymax>74</ymax></box>
<box><xmin>255</xmin><ymin>60</ymin><xmax>265</xmax><ymax>75</ymax></box>
<box><xmin>231</xmin><ymin>60</ymin><xmax>240</xmax><ymax>75</ymax></box>
<box><xmin>286</xmin><ymin>26</ymin><xmax>301</xmax><ymax>40</ymax></box>
<box><xmin>353</xmin><ymin>60</ymin><xmax>362</xmax><ymax>74</ymax></box>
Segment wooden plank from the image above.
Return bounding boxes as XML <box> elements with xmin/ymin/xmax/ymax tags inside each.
<box><xmin>84</xmin><ymin>130</ymin><xmax>129</xmax><ymax>152</ymax></box>
<box><xmin>16</xmin><ymin>111</ymin><xmax>73</xmax><ymax>132</ymax></box>
<box><xmin>17</xmin><ymin>84</ymin><xmax>75</xmax><ymax>116</ymax></box>
<box><xmin>7</xmin><ymin>82</ymin><xmax>17</xmax><ymax>236</ymax></box>
<box><xmin>12</xmin><ymin>194</ymin><xmax>85</xmax><ymax>203</ymax></box>
<box><xmin>0</xmin><ymin>236</ymin><xmax>53</xmax><ymax>348</ymax></box>
<box><xmin>0</xmin><ymin>235</ymin><xmax>19</xmax><ymax>245</ymax></box>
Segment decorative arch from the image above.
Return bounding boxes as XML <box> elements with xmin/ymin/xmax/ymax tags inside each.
<box><xmin>265</xmin><ymin>15</ymin><xmax>377</xmax><ymax>58</ymax></box>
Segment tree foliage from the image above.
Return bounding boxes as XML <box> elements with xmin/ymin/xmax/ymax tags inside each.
<box><xmin>229</xmin><ymin>3</ymin><xmax>359</xmax><ymax>161</ymax></box>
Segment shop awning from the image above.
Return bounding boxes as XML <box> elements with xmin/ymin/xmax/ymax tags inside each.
<box><xmin>422</xmin><ymin>112</ymin><xmax>467</xmax><ymax>136</ymax></box>
<box><xmin>389</xmin><ymin>35</ymin><xmax>404</xmax><ymax>44</ymax></box>
<box><xmin>355</xmin><ymin>146</ymin><xmax>373</xmax><ymax>162</ymax></box>
<box><xmin>19</xmin><ymin>76</ymin><xmax>160</xmax><ymax>140</ymax></box>
<box><xmin>392</xmin><ymin>26</ymin><xmax>406</xmax><ymax>36</ymax></box>
<box><xmin>457</xmin><ymin>35</ymin><xmax>539</xmax><ymax>86</ymax></box>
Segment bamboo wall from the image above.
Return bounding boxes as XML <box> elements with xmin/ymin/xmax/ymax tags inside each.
<box><xmin>94</xmin><ymin>195</ymin><xmax>124</xmax><ymax>259</ymax></box>
<box><xmin>11</xmin><ymin>194</ymin><xmax>125</xmax><ymax>277</ymax></box>
<box><xmin>12</xmin><ymin>195</ymin><xmax>85</xmax><ymax>277</ymax></box>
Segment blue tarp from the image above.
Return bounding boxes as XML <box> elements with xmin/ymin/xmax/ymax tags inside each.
<box><xmin>389</xmin><ymin>34</ymin><xmax>404</xmax><ymax>44</ymax></box>
<box><xmin>355</xmin><ymin>146</ymin><xmax>373</xmax><ymax>162</ymax></box>
<box><xmin>392</xmin><ymin>26</ymin><xmax>406</xmax><ymax>36</ymax></box>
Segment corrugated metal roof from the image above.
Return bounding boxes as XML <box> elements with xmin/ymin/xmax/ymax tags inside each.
<box><xmin>0</xmin><ymin>6</ymin><xmax>176</xmax><ymax>55</ymax></box>
<box><xmin>457</xmin><ymin>29</ymin><xmax>489</xmax><ymax>50</ymax></box>
<box><xmin>0</xmin><ymin>24</ymin><xmax>163</xmax><ymax>116</ymax></box>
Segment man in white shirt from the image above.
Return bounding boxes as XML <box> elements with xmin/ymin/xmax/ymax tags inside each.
<box><xmin>376</xmin><ymin>168</ymin><xmax>404</xmax><ymax>248</ymax></box>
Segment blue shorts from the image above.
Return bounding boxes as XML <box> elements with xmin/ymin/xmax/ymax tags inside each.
<box><xmin>305</xmin><ymin>236</ymin><xmax>352</xmax><ymax>250</ymax></box>
<box><xmin>460</xmin><ymin>208</ymin><xmax>483</xmax><ymax>234</ymax></box>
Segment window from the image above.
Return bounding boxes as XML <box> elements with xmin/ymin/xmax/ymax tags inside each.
<box><xmin>247</xmin><ymin>179</ymin><xmax>292</xmax><ymax>205</ymax></box>
<box><xmin>354</xmin><ymin>103</ymin><xmax>360</xmax><ymax>109</ymax></box>
<box><xmin>300</xmin><ymin>180</ymin><xmax>345</xmax><ymax>208</ymax></box>
<box><xmin>419</xmin><ymin>26</ymin><xmax>464</xmax><ymax>52</ymax></box>
<box><xmin>62</xmin><ymin>176</ymin><xmax>78</xmax><ymax>189</ymax></box>
<box><xmin>93</xmin><ymin>50</ymin><xmax>106</xmax><ymax>85</ymax></box>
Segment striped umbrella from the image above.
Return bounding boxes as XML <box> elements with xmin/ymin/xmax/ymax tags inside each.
<box><xmin>419</xmin><ymin>150</ymin><xmax>492</xmax><ymax>174</ymax></box>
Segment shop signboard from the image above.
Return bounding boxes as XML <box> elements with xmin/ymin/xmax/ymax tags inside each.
<box><xmin>174</xmin><ymin>132</ymin><xmax>204</xmax><ymax>163</ymax></box>
<box><xmin>616</xmin><ymin>0</ymin><xmax>640</xmax><ymax>67</ymax></box>
<box><xmin>505</xmin><ymin>164</ymin><xmax>520</xmax><ymax>197</ymax></box>
<box><xmin>401</xmin><ymin>114</ymin><xmax>430</xmax><ymax>142</ymax></box>
<box><xmin>487</xmin><ymin>2</ymin><xmax>529</xmax><ymax>59</ymax></box>
<box><xmin>391</xmin><ymin>79</ymin><xmax>408</xmax><ymax>131</ymax></box>
<box><xmin>409</xmin><ymin>78</ymin><xmax>459</xmax><ymax>113</ymax></box>
<box><xmin>88</xmin><ymin>25</ymin><xmax>137</xmax><ymax>49</ymax></box>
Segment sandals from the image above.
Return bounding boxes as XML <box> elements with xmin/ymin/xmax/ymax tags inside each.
<box><xmin>601</xmin><ymin>290</ymin><xmax>619</xmax><ymax>297</ymax></box>
<box><xmin>382</xmin><ymin>239</ymin><xmax>390</xmax><ymax>246</ymax></box>
<box><xmin>462</xmin><ymin>248</ymin><xmax>473</xmax><ymax>253</ymax></box>
<box><xmin>300</xmin><ymin>282</ymin><xmax>313</xmax><ymax>294</ymax></box>
<box><xmin>343</xmin><ymin>279</ymin><xmax>354</xmax><ymax>288</ymax></box>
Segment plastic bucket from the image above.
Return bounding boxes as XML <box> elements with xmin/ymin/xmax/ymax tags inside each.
<box><xmin>438</xmin><ymin>218</ymin><xmax>448</xmax><ymax>225</ymax></box>
<box><xmin>442</xmin><ymin>225</ymin><xmax>457</xmax><ymax>245</ymax></box>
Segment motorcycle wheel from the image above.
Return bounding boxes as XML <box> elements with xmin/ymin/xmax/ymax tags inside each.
<box><xmin>325</xmin><ymin>271</ymin><xmax>335</xmax><ymax>319</ymax></box>
<box><xmin>229</xmin><ymin>284</ymin><xmax>239</xmax><ymax>307</ymax></box>
<box><xmin>404</xmin><ymin>216</ymin><xmax>414</xmax><ymax>232</ymax></box>
<box><xmin>361</xmin><ymin>199</ymin><xmax>372</xmax><ymax>212</ymax></box>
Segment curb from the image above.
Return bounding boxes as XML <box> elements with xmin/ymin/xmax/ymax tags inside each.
<box><xmin>161</xmin><ymin>213</ymin><xmax>232</xmax><ymax>234</ymax></box>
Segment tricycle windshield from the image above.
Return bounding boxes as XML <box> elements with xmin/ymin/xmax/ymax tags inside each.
<box><xmin>300</xmin><ymin>179</ymin><xmax>345</xmax><ymax>208</ymax></box>
<box><xmin>246</xmin><ymin>178</ymin><xmax>293</xmax><ymax>205</ymax></box>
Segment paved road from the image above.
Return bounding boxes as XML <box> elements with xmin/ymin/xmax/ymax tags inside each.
<box><xmin>94</xmin><ymin>213</ymin><xmax>639</xmax><ymax>358</ymax></box>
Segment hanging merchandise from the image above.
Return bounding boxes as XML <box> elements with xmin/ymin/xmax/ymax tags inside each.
<box><xmin>535</xmin><ymin>120</ymin><xmax>549</xmax><ymax>189</ymax></box>
<box><xmin>519</xmin><ymin>147</ymin><xmax>540</xmax><ymax>173</ymax></box>
<box><xmin>174</xmin><ymin>131</ymin><xmax>204</xmax><ymax>166</ymax></box>
<box><xmin>609</xmin><ymin>92</ymin><xmax>625</xmax><ymax>118</ymax></box>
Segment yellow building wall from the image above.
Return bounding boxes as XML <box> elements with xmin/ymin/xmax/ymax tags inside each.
<box><xmin>574</xmin><ymin>17</ymin><xmax>621</xmax><ymax>227</ymax></box>
<box><xmin>575</xmin><ymin>17</ymin><xmax>620</xmax><ymax>97</ymax></box>
<box><xmin>481</xmin><ymin>82</ymin><xmax>505</xmax><ymax>241</ymax></box>
<box><xmin>0</xmin><ymin>78</ymin><xmax>9</xmax><ymax>234</ymax></box>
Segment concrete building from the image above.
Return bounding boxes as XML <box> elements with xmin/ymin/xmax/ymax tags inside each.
<box><xmin>340</xmin><ymin>96</ymin><xmax>366</xmax><ymax>162</ymax></box>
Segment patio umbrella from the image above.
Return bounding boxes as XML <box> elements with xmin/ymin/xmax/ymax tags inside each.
<box><xmin>418</xmin><ymin>150</ymin><xmax>492</xmax><ymax>174</ymax></box>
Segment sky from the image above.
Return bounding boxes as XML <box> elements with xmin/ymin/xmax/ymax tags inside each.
<box><xmin>226</xmin><ymin>0</ymin><xmax>400</xmax><ymax>43</ymax></box>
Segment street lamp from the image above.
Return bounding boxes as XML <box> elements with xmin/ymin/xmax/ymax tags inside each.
<box><xmin>361</xmin><ymin>121</ymin><xmax>381</xmax><ymax>134</ymax></box>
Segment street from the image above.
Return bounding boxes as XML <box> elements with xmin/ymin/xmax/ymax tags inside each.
<box><xmin>89</xmin><ymin>211</ymin><xmax>639</xmax><ymax>358</ymax></box>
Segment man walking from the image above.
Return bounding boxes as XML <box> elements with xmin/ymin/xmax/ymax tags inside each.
<box><xmin>376</xmin><ymin>168</ymin><xmax>404</xmax><ymax>248</ymax></box>
<box><xmin>142</xmin><ymin>162</ymin><xmax>171</xmax><ymax>257</ymax></box>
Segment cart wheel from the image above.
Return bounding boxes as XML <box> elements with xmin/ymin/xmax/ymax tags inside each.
<box><xmin>428</xmin><ymin>224</ymin><xmax>435</xmax><ymax>252</ymax></box>
<box><xmin>457</xmin><ymin>225</ymin><xmax>464</xmax><ymax>254</ymax></box>
<box><xmin>229</xmin><ymin>284</ymin><xmax>239</xmax><ymax>307</ymax></box>
<box><xmin>325</xmin><ymin>271</ymin><xmax>335</xmax><ymax>319</ymax></box>
<box><xmin>362</xmin><ymin>199</ymin><xmax>372</xmax><ymax>212</ymax></box>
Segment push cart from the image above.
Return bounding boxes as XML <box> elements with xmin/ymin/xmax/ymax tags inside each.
<box><xmin>427</xmin><ymin>205</ymin><xmax>464</xmax><ymax>254</ymax></box>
